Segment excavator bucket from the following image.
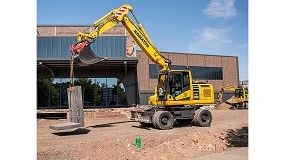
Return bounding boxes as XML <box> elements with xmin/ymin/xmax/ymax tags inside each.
<box><xmin>76</xmin><ymin>44</ymin><xmax>107</xmax><ymax>64</ymax></box>
<box><xmin>70</xmin><ymin>41</ymin><xmax>108</xmax><ymax>65</ymax></box>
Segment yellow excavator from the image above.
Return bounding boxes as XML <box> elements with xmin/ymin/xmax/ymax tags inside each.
<box><xmin>69</xmin><ymin>4</ymin><xmax>215</xmax><ymax>130</ymax></box>
<box><xmin>216</xmin><ymin>85</ymin><xmax>249</xmax><ymax>109</ymax></box>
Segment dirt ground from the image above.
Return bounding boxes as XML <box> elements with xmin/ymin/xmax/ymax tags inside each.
<box><xmin>37</xmin><ymin>109</ymin><xmax>248</xmax><ymax>160</ymax></box>
<box><xmin>214</xmin><ymin>102</ymin><xmax>233</xmax><ymax>110</ymax></box>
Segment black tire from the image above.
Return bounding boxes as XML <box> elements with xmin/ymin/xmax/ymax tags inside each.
<box><xmin>244</xmin><ymin>103</ymin><xmax>248</xmax><ymax>109</ymax></box>
<box><xmin>191</xmin><ymin>109</ymin><xmax>212</xmax><ymax>127</ymax></box>
<box><xmin>152</xmin><ymin>112</ymin><xmax>159</xmax><ymax>129</ymax></box>
<box><xmin>152</xmin><ymin>111</ymin><xmax>174</xmax><ymax>130</ymax></box>
<box><xmin>242</xmin><ymin>102</ymin><xmax>248</xmax><ymax>109</ymax></box>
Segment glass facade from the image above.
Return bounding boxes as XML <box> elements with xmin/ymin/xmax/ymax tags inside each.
<box><xmin>149</xmin><ymin>64</ymin><xmax>223</xmax><ymax>80</ymax></box>
<box><xmin>37</xmin><ymin>36</ymin><xmax>126</xmax><ymax>59</ymax></box>
<box><xmin>189</xmin><ymin>66</ymin><xmax>223</xmax><ymax>80</ymax></box>
<box><xmin>37</xmin><ymin>36</ymin><xmax>130</xmax><ymax>108</ymax></box>
<box><xmin>37</xmin><ymin>78</ymin><xmax>128</xmax><ymax>108</ymax></box>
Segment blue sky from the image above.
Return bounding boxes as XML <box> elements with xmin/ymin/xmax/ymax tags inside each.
<box><xmin>37</xmin><ymin>0</ymin><xmax>248</xmax><ymax>81</ymax></box>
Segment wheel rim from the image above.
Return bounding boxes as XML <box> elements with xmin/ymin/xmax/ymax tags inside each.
<box><xmin>201</xmin><ymin>114</ymin><xmax>209</xmax><ymax>122</ymax></box>
<box><xmin>161</xmin><ymin>116</ymin><xmax>169</xmax><ymax>125</ymax></box>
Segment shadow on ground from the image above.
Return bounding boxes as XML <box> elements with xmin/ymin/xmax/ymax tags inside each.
<box><xmin>131</xmin><ymin>121</ymin><xmax>192</xmax><ymax>130</ymax></box>
<box><xmin>88</xmin><ymin>120</ymin><xmax>134</xmax><ymax>128</ymax></box>
<box><xmin>174</xmin><ymin>122</ymin><xmax>193</xmax><ymax>128</ymax></box>
<box><xmin>52</xmin><ymin>128</ymin><xmax>91</xmax><ymax>136</ymax></box>
<box><xmin>226</xmin><ymin>126</ymin><xmax>248</xmax><ymax>147</ymax></box>
<box><xmin>131</xmin><ymin>125</ymin><xmax>152</xmax><ymax>130</ymax></box>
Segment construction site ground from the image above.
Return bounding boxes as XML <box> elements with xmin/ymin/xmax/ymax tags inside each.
<box><xmin>37</xmin><ymin>105</ymin><xmax>248</xmax><ymax>160</ymax></box>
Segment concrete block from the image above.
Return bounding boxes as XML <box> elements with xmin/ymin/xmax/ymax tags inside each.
<box><xmin>49</xmin><ymin>122</ymin><xmax>82</xmax><ymax>130</ymax></box>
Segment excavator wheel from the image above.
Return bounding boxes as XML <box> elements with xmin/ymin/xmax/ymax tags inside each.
<box><xmin>152</xmin><ymin>111</ymin><xmax>174</xmax><ymax>130</ymax></box>
<box><xmin>191</xmin><ymin>109</ymin><xmax>212</xmax><ymax>127</ymax></box>
<box><xmin>241</xmin><ymin>102</ymin><xmax>248</xmax><ymax>109</ymax></box>
<box><xmin>152</xmin><ymin>113</ymin><xmax>159</xmax><ymax>129</ymax></box>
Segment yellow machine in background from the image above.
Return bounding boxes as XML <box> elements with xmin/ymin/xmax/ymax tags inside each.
<box><xmin>69</xmin><ymin>4</ymin><xmax>215</xmax><ymax>129</ymax></box>
<box><xmin>216</xmin><ymin>85</ymin><xmax>249</xmax><ymax>109</ymax></box>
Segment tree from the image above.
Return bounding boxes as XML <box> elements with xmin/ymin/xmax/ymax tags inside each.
<box><xmin>74</xmin><ymin>78</ymin><xmax>94</xmax><ymax>106</ymax></box>
<box><xmin>37</xmin><ymin>78</ymin><xmax>59</xmax><ymax>107</ymax></box>
<box><xmin>93</xmin><ymin>82</ymin><xmax>102</xmax><ymax>106</ymax></box>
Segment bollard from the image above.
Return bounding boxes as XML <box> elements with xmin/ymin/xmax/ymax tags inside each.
<box><xmin>136</xmin><ymin>137</ymin><xmax>141</xmax><ymax>149</ymax></box>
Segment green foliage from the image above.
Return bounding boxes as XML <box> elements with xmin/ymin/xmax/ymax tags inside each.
<box><xmin>37</xmin><ymin>79</ymin><xmax>59</xmax><ymax>107</ymax></box>
<box><xmin>74</xmin><ymin>78</ymin><xmax>102</xmax><ymax>106</ymax></box>
<box><xmin>37</xmin><ymin>78</ymin><xmax>128</xmax><ymax>107</ymax></box>
<box><xmin>93</xmin><ymin>82</ymin><xmax>102</xmax><ymax>106</ymax></box>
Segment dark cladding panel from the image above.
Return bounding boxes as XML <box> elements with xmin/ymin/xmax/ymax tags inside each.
<box><xmin>60</xmin><ymin>37</ymin><xmax>77</xmax><ymax>58</ymax></box>
<box><xmin>149</xmin><ymin>64</ymin><xmax>159</xmax><ymax>79</ymax></box>
<box><xmin>90</xmin><ymin>36</ymin><xmax>126</xmax><ymax>57</ymax></box>
<box><xmin>149</xmin><ymin>64</ymin><xmax>223</xmax><ymax>80</ymax></box>
<box><xmin>37</xmin><ymin>36</ymin><xmax>126</xmax><ymax>59</ymax></box>
<box><xmin>37</xmin><ymin>37</ymin><xmax>46</xmax><ymax>57</ymax></box>
<box><xmin>189</xmin><ymin>66</ymin><xmax>223</xmax><ymax>80</ymax></box>
<box><xmin>171</xmin><ymin>65</ymin><xmax>187</xmax><ymax>70</ymax></box>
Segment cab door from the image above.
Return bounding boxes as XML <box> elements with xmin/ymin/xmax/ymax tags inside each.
<box><xmin>168</xmin><ymin>71</ymin><xmax>191</xmax><ymax>101</ymax></box>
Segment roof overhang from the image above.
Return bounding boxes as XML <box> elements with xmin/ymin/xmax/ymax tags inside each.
<box><xmin>37</xmin><ymin>57</ymin><xmax>138</xmax><ymax>78</ymax></box>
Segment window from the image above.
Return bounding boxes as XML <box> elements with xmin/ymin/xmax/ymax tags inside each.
<box><xmin>169</xmin><ymin>73</ymin><xmax>183</xmax><ymax>97</ymax></box>
<box><xmin>149</xmin><ymin>64</ymin><xmax>159</xmax><ymax>78</ymax></box>
<box><xmin>149</xmin><ymin>64</ymin><xmax>223</xmax><ymax>80</ymax></box>
<box><xmin>183</xmin><ymin>72</ymin><xmax>190</xmax><ymax>87</ymax></box>
<box><xmin>189</xmin><ymin>66</ymin><xmax>223</xmax><ymax>80</ymax></box>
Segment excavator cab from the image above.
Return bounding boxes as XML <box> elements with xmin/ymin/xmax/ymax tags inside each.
<box><xmin>70</xmin><ymin>40</ymin><xmax>107</xmax><ymax>65</ymax></box>
<box><xmin>235</xmin><ymin>87</ymin><xmax>248</xmax><ymax>101</ymax></box>
<box><xmin>235</xmin><ymin>88</ymin><xmax>244</xmax><ymax>98</ymax></box>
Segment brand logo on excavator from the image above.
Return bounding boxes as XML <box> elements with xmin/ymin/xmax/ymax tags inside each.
<box><xmin>134</xmin><ymin>30</ymin><xmax>149</xmax><ymax>48</ymax></box>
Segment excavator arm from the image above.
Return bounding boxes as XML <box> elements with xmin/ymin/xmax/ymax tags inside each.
<box><xmin>70</xmin><ymin>4</ymin><xmax>170</xmax><ymax>71</ymax></box>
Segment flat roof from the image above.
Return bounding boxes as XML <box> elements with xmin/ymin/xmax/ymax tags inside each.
<box><xmin>137</xmin><ymin>50</ymin><xmax>238</xmax><ymax>58</ymax></box>
<box><xmin>37</xmin><ymin>57</ymin><xmax>138</xmax><ymax>67</ymax></box>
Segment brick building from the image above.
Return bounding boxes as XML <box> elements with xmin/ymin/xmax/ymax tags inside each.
<box><xmin>37</xmin><ymin>25</ymin><xmax>239</xmax><ymax>106</ymax></box>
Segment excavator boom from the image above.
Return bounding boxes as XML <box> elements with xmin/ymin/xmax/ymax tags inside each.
<box><xmin>69</xmin><ymin>4</ymin><xmax>170</xmax><ymax>71</ymax></box>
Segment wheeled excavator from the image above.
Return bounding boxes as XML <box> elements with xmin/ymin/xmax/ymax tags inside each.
<box><xmin>216</xmin><ymin>85</ymin><xmax>249</xmax><ymax>109</ymax></box>
<box><xmin>69</xmin><ymin>4</ymin><xmax>215</xmax><ymax>130</ymax></box>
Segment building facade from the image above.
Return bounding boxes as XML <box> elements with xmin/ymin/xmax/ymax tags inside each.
<box><xmin>37</xmin><ymin>25</ymin><xmax>239</xmax><ymax>106</ymax></box>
